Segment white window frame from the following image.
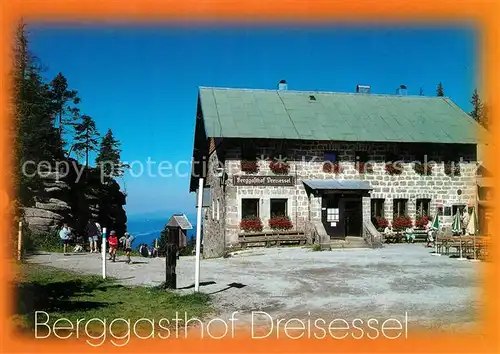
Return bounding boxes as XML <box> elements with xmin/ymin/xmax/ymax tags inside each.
<box><xmin>216</xmin><ymin>199</ymin><xmax>220</xmax><ymax>220</ymax></box>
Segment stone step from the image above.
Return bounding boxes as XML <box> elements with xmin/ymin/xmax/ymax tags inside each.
<box><xmin>330</xmin><ymin>237</ymin><xmax>369</xmax><ymax>249</ymax></box>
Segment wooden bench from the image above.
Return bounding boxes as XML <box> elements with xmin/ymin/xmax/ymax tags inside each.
<box><xmin>238</xmin><ymin>231</ymin><xmax>307</xmax><ymax>248</ymax></box>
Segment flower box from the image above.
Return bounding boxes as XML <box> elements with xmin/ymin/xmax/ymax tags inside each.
<box><xmin>413</xmin><ymin>162</ymin><xmax>433</xmax><ymax>176</ymax></box>
<box><xmin>240</xmin><ymin>160</ymin><xmax>258</xmax><ymax>173</ymax></box>
<box><xmin>385</xmin><ymin>163</ymin><xmax>403</xmax><ymax>175</ymax></box>
<box><xmin>240</xmin><ymin>217</ymin><xmax>263</xmax><ymax>232</ymax></box>
<box><xmin>323</xmin><ymin>162</ymin><xmax>343</xmax><ymax>174</ymax></box>
<box><xmin>269</xmin><ymin>216</ymin><xmax>293</xmax><ymax>231</ymax></box>
<box><xmin>392</xmin><ymin>215</ymin><xmax>413</xmax><ymax>231</ymax></box>
<box><xmin>444</xmin><ymin>162</ymin><xmax>460</xmax><ymax>176</ymax></box>
<box><xmin>415</xmin><ymin>215</ymin><xmax>429</xmax><ymax>229</ymax></box>
<box><xmin>357</xmin><ymin>162</ymin><xmax>373</xmax><ymax>174</ymax></box>
<box><xmin>269</xmin><ymin>158</ymin><xmax>290</xmax><ymax>174</ymax></box>
<box><xmin>375</xmin><ymin>216</ymin><xmax>389</xmax><ymax>231</ymax></box>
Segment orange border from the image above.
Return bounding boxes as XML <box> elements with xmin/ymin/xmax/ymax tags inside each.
<box><xmin>1</xmin><ymin>0</ymin><xmax>499</xmax><ymax>352</ymax></box>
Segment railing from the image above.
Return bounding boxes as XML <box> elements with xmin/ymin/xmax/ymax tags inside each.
<box><xmin>362</xmin><ymin>219</ymin><xmax>383</xmax><ymax>248</ymax></box>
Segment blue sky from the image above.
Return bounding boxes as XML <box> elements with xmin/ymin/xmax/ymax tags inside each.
<box><xmin>28</xmin><ymin>23</ymin><xmax>478</xmax><ymax>217</ymax></box>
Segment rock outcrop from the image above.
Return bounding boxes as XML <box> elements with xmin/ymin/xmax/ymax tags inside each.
<box><xmin>21</xmin><ymin>159</ymin><xmax>127</xmax><ymax>238</ymax></box>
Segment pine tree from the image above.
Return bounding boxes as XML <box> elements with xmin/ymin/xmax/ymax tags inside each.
<box><xmin>436</xmin><ymin>82</ymin><xmax>444</xmax><ymax>97</ymax></box>
<box><xmin>470</xmin><ymin>89</ymin><xmax>483</xmax><ymax>122</ymax></box>
<box><xmin>95</xmin><ymin>129</ymin><xmax>129</xmax><ymax>179</ymax></box>
<box><xmin>13</xmin><ymin>21</ymin><xmax>64</xmax><ymax>205</ymax></box>
<box><xmin>48</xmin><ymin>72</ymin><xmax>81</xmax><ymax>146</ymax></box>
<box><xmin>73</xmin><ymin>115</ymin><xmax>100</xmax><ymax>168</ymax></box>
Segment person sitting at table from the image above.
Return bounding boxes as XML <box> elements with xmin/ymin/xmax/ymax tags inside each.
<box><xmin>383</xmin><ymin>225</ymin><xmax>394</xmax><ymax>242</ymax></box>
<box><xmin>404</xmin><ymin>226</ymin><xmax>416</xmax><ymax>243</ymax></box>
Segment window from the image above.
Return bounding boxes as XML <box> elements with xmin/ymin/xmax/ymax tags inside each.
<box><xmin>327</xmin><ymin>208</ymin><xmax>340</xmax><ymax>222</ymax></box>
<box><xmin>416</xmin><ymin>199</ymin><xmax>431</xmax><ymax>217</ymax></box>
<box><xmin>242</xmin><ymin>198</ymin><xmax>260</xmax><ymax>219</ymax></box>
<box><xmin>324</xmin><ymin>151</ymin><xmax>338</xmax><ymax>163</ymax></box>
<box><xmin>452</xmin><ymin>204</ymin><xmax>466</xmax><ymax>216</ymax></box>
<box><xmin>386</xmin><ymin>152</ymin><xmax>399</xmax><ymax>162</ymax></box>
<box><xmin>444</xmin><ymin>206</ymin><xmax>452</xmax><ymax>216</ymax></box>
<box><xmin>216</xmin><ymin>199</ymin><xmax>220</xmax><ymax>220</ymax></box>
<box><xmin>371</xmin><ymin>199</ymin><xmax>385</xmax><ymax>219</ymax></box>
<box><xmin>393</xmin><ymin>199</ymin><xmax>408</xmax><ymax>218</ymax></box>
<box><xmin>270</xmin><ymin>198</ymin><xmax>288</xmax><ymax>217</ymax></box>
<box><xmin>356</xmin><ymin>151</ymin><xmax>369</xmax><ymax>173</ymax></box>
<box><xmin>437</xmin><ymin>206</ymin><xmax>444</xmax><ymax>216</ymax></box>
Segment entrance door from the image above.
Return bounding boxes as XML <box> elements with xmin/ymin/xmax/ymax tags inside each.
<box><xmin>344</xmin><ymin>199</ymin><xmax>362</xmax><ymax>237</ymax></box>
<box><xmin>321</xmin><ymin>195</ymin><xmax>343</xmax><ymax>239</ymax></box>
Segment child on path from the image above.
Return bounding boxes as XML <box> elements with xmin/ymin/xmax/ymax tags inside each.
<box><xmin>108</xmin><ymin>230</ymin><xmax>119</xmax><ymax>262</ymax></box>
<box><xmin>59</xmin><ymin>223</ymin><xmax>71</xmax><ymax>255</ymax></box>
<box><xmin>119</xmin><ymin>232</ymin><xmax>135</xmax><ymax>264</ymax></box>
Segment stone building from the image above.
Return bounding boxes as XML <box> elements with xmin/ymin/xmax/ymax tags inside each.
<box><xmin>189</xmin><ymin>84</ymin><xmax>488</xmax><ymax>258</ymax></box>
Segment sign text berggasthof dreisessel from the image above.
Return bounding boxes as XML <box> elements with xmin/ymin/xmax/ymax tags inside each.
<box><xmin>232</xmin><ymin>175</ymin><xmax>295</xmax><ymax>186</ymax></box>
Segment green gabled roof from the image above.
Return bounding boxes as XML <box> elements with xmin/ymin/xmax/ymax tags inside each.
<box><xmin>198</xmin><ymin>87</ymin><xmax>488</xmax><ymax>144</ymax></box>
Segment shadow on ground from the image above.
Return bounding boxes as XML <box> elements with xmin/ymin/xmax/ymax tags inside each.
<box><xmin>15</xmin><ymin>279</ymin><xmax>124</xmax><ymax>327</ymax></box>
<box><xmin>178</xmin><ymin>281</ymin><xmax>217</xmax><ymax>290</ymax></box>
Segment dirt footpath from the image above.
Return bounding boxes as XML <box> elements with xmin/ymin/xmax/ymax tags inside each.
<box><xmin>27</xmin><ymin>244</ymin><xmax>482</xmax><ymax>331</ymax></box>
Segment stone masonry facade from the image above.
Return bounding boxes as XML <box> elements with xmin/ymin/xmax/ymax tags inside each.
<box><xmin>200</xmin><ymin>138</ymin><xmax>477</xmax><ymax>258</ymax></box>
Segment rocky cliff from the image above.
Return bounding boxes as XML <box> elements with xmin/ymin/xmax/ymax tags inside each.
<box><xmin>21</xmin><ymin>159</ymin><xmax>127</xmax><ymax>239</ymax></box>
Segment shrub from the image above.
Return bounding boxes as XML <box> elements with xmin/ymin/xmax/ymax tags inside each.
<box><xmin>392</xmin><ymin>216</ymin><xmax>413</xmax><ymax>231</ymax></box>
<box><xmin>374</xmin><ymin>216</ymin><xmax>389</xmax><ymax>230</ymax></box>
<box><xmin>444</xmin><ymin>161</ymin><xmax>460</xmax><ymax>176</ymax></box>
<box><xmin>385</xmin><ymin>163</ymin><xmax>403</xmax><ymax>175</ymax></box>
<box><xmin>268</xmin><ymin>216</ymin><xmax>293</xmax><ymax>231</ymax></box>
<box><xmin>240</xmin><ymin>217</ymin><xmax>263</xmax><ymax>232</ymax></box>
<box><xmin>414</xmin><ymin>162</ymin><xmax>433</xmax><ymax>175</ymax></box>
<box><xmin>240</xmin><ymin>160</ymin><xmax>258</xmax><ymax>173</ymax></box>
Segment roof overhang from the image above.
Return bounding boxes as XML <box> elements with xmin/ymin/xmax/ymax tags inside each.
<box><xmin>167</xmin><ymin>214</ymin><xmax>193</xmax><ymax>230</ymax></box>
<box><xmin>477</xmin><ymin>178</ymin><xmax>494</xmax><ymax>188</ymax></box>
<box><xmin>302</xmin><ymin>179</ymin><xmax>373</xmax><ymax>191</ymax></box>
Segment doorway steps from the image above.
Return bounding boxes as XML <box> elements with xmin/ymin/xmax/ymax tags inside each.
<box><xmin>330</xmin><ymin>236</ymin><xmax>370</xmax><ymax>249</ymax></box>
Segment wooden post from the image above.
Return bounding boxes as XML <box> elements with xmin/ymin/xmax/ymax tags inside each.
<box><xmin>165</xmin><ymin>227</ymin><xmax>179</xmax><ymax>289</ymax></box>
<box><xmin>17</xmin><ymin>221</ymin><xmax>22</xmax><ymax>261</ymax></box>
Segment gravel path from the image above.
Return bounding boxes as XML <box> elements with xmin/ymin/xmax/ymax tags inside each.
<box><xmin>26</xmin><ymin>244</ymin><xmax>482</xmax><ymax>331</ymax></box>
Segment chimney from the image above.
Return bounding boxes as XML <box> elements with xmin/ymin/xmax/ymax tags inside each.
<box><xmin>356</xmin><ymin>85</ymin><xmax>371</xmax><ymax>94</ymax></box>
<box><xmin>396</xmin><ymin>84</ymin><xmax>408</xmax><ymax>96</ymax></box>
<box><xmin>278</xmin><ymin>80</ymin><xmax>288</xmax><ymax>91</ymax></box>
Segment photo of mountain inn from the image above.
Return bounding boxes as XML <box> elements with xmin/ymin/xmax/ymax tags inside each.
<box><xmin>190</xmin><ymin>82</ymin><xmax>489</xmax><ymax>259</ymax></box>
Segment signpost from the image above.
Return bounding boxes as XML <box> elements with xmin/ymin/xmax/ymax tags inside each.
<box><xmin>102</xmin><ymin>227</ymin><xmax>107</xmax><ymax>279</ymax></box>
<box><xmin>194</xmin><ymin>177</ymin><xmax>203</xmax><ymax>292</ymax></box>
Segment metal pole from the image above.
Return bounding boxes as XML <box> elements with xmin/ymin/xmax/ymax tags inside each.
<box><xmin>102</xmin><ymin>227</ymin><xmax>107</xmax><ymax>279</ymax></box>
<box><xmin>17</xmin><ymin>221</ymin><xmax>22</xmax><ymax>261</ymax></box>
<box><xmin>194</xmin><ymin>177</ymin><xmax>204</xmax><ymax>292</ymax></box>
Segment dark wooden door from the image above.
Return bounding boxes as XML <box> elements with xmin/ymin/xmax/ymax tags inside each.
<box><xmin>344</xmin><ymin>199</ymin><xmax>362</xmax><ymax>237</ymax></box>
<box><xmin>321</xmin><ymin>195</ymin><xmax>344</xmax><ymax>239</ymax></box>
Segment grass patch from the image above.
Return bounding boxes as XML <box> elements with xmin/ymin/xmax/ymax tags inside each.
<box><xmin>12</xmin><ymin>263</ymin><xmax>213</xmax><ymax>337</ymax></box>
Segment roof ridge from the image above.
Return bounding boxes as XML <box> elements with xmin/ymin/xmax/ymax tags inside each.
<box><xmin>198</xmin><ymin>86</ymin><xmax>450</xmax><ymax>99</ymax></box>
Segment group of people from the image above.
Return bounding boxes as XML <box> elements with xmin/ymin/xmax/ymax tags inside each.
<box><xmin>58</xmin><ymin>219</ymin><xmax>135</xmax><ymax>264</ymax></box>
<box><xmin>139</xmin><ymin>243</ymin><xmax>159</xmax><ymax>258</ymax></box>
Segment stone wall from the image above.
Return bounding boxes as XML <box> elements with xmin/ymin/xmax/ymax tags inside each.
<box><xmin>203</xmin><ymin>138</ymin><xmax>477</xmax><ymax>253</ymax></box>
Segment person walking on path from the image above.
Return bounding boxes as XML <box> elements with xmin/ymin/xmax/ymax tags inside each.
<box><xmin>119</xmin><ymin>232</ymin><xmax>135</xmax><ymax>264</ymax></box>
<box><xmin>461</xmin><ymin>208</ymin><xmax>470</xmax><ymax>236</ymax></box>
<box><xmin>59</xmin><ymin>223</ymin><xmax>72</xmax><ymax>255</ymax></box>
<box><xmin>108</xmin><ymin>230</ymin><xmax>119</xmax><ymax>262</ymax></box>
<box><xmin>86</xmin><ymin>219</ymin><xmax>100</xmax><ymax>253</ymax></box>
